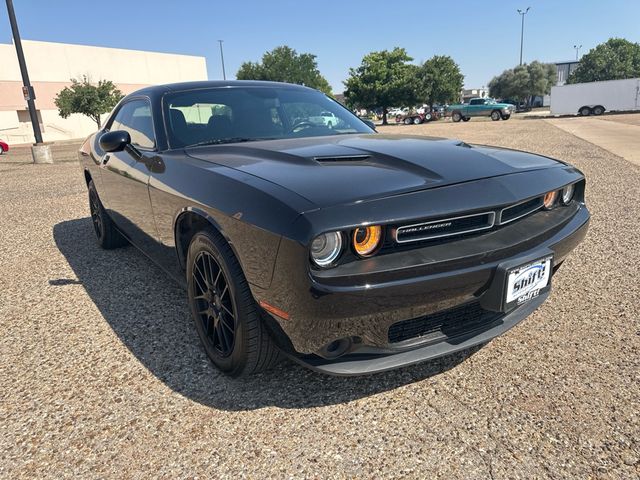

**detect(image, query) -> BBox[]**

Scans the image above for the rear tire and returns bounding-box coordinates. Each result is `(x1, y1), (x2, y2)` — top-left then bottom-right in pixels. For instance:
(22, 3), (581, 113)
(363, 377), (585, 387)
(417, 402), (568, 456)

(462, 116), (470, 122)
(491, 110), (501, 121)
(452, 112), (462, 122)
(592, 105), (605, 116)
(579, 106), (592, 116)
(403, 117), (412, 125)
(88, 180), (128, 249)
(413, 117), (422, 125)
(187, 228), (281, 377)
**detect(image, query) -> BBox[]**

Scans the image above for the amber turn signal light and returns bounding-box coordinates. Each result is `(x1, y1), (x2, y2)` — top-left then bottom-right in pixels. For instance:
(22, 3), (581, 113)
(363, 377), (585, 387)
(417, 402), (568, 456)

(543, 190), (558, 209)
(352, 225), (383, 257)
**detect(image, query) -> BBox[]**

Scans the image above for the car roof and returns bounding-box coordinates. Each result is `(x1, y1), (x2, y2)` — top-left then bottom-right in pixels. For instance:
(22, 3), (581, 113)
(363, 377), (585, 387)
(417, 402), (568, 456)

(128, 80), (316, 97)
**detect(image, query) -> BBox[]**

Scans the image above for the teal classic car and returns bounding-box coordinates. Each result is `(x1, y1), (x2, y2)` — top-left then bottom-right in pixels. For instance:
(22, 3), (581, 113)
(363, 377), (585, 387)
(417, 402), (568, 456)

(447, 98), (515, 122)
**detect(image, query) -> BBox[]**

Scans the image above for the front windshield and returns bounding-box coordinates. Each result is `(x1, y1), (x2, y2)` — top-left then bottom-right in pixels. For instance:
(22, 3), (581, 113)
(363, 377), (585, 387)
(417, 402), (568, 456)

(164, 86), (373, 148)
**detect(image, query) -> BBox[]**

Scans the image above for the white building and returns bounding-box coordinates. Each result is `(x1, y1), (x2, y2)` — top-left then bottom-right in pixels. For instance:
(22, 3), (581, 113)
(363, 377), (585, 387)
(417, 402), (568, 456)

(555, 60), (580, 86)
(0, 40), (207, 144)
(461, 87), (489, 103)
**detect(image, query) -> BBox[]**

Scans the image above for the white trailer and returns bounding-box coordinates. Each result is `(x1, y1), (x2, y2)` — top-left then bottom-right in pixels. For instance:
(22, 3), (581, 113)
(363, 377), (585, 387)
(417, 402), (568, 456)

(550, 77), (640, 116)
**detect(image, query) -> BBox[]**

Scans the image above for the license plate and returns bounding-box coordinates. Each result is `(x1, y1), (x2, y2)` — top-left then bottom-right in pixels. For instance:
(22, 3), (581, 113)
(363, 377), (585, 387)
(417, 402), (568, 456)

(505, 256), (552, 309)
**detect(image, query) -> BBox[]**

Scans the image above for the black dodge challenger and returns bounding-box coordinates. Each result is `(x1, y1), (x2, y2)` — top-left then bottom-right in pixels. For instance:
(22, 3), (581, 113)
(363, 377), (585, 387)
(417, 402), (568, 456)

(78, 81), (589, 376)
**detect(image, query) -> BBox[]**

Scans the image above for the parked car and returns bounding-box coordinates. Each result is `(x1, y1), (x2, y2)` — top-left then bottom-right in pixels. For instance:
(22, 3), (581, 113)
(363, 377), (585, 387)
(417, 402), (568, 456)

(309, 111), (340, 127)
(501, 99), (531, 112)
(447, 98), (515, 122)
(388, 107), (408, 117)
(80, 80), (589, 377)
(0, 140), (9, 155)
(431, 104), (447, 115)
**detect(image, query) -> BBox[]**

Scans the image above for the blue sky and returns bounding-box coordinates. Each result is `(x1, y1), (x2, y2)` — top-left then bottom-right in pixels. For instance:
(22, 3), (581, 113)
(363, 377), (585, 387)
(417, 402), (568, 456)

(2, 0), (639, 92)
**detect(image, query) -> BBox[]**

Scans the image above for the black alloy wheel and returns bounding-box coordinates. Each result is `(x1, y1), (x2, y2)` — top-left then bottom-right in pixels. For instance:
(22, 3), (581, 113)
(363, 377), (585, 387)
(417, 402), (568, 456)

(87, 180), (128, 249)
(89, 187), (103, 240)
(186, 228), (280, 376)
(191, 250), (237, 358)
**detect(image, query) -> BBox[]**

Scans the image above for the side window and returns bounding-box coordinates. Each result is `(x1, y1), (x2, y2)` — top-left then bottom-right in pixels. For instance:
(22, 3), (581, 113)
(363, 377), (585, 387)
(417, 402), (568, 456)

(110, 100), (155, 149)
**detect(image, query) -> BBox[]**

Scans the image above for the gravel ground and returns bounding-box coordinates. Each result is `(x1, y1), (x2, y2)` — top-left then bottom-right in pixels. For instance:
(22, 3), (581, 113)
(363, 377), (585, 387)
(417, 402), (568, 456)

(1, 120), (638, 479)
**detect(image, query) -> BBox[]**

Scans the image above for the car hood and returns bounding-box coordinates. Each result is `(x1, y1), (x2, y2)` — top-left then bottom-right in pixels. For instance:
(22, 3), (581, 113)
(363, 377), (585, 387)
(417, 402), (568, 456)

(186, 134), (561, 208)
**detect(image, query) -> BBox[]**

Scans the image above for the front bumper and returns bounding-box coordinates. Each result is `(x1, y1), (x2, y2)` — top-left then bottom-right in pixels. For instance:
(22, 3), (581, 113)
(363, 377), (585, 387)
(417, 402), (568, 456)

(290, 291), (549, 375)
(254, 203), (589, 374)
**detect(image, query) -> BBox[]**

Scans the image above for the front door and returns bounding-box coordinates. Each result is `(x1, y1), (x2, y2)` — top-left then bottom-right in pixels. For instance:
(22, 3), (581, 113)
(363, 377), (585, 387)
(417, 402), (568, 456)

(99, 98), (160, 253)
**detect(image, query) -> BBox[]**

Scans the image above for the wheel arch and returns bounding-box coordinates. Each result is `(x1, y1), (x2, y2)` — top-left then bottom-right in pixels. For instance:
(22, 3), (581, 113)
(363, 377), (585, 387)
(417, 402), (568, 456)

(173, 207), (242, 273)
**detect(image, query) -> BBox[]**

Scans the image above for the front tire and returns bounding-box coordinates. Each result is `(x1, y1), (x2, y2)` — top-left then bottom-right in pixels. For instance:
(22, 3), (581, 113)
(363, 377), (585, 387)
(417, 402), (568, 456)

(88, 180), (128, 249)
(501, 114), (511, 120)
(491, 110), (501, 121)
(413, 117), (422, 125)
(187, 228), (280, 377)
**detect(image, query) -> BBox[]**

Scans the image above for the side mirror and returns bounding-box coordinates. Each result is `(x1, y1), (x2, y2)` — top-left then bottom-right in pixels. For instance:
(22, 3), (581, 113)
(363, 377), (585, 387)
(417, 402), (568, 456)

(362, 119), (377, 132)
(99, 130), (131, 153)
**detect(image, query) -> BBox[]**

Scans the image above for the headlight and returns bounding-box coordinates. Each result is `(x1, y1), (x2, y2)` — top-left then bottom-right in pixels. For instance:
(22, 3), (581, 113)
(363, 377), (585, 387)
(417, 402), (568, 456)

(543, 190), (558, 209)
(310, 232), (343, 267)
(352, 225), (383, 257)
(561, 184), (575, 204)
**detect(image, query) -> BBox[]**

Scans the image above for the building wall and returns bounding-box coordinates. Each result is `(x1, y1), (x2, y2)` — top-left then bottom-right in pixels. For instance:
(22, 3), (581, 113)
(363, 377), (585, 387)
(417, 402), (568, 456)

(555, 61), (579, 86)
(0, 40), (207, 144)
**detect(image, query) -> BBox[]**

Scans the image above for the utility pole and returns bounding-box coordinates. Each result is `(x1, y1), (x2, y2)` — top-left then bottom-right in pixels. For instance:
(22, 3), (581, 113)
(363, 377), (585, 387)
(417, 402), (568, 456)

(517, 7), (530, 66)
(5, 0), (52, 163)
(573, 44), (582, 61)
(218, 40), (226, 80)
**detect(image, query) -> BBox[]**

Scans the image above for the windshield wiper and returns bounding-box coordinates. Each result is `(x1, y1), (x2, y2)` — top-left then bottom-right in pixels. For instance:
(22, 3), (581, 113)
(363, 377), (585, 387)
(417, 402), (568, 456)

(190, 137), (269, 147)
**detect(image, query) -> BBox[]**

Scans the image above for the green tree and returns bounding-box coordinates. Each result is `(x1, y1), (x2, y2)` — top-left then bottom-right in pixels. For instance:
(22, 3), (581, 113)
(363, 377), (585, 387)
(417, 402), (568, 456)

(415, 55), (464, 108)
(55, 76), (123, 128)
(236, 46), (332, 94)
(344, 47), (418, 124)
(567, 38), (640, 84)
(488, 61), (556, 105)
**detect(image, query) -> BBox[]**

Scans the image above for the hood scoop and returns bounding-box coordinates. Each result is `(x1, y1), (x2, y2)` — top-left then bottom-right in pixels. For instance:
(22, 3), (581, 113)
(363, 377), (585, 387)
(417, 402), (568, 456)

(313, 154), (371, 163)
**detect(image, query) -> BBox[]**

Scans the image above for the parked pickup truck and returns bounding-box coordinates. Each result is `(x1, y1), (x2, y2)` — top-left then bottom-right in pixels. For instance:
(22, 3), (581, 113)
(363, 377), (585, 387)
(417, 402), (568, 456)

(447, 98), (515, 122)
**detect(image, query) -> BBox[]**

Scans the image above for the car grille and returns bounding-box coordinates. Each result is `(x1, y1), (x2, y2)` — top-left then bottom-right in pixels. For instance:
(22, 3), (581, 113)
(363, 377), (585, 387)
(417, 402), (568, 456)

(394, 211), (495, 243)
(499, 197), (543, 224)
(392, 195), (544, 245)
(387, 301), (502, 344)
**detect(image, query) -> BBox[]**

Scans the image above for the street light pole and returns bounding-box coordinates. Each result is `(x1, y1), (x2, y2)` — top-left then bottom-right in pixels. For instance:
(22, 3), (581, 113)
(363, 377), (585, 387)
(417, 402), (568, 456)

(5, 0), (43, 144)
(573, 44), (582, 61)
(218, 40), (226, 80)
(517, 7), (530, 66)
